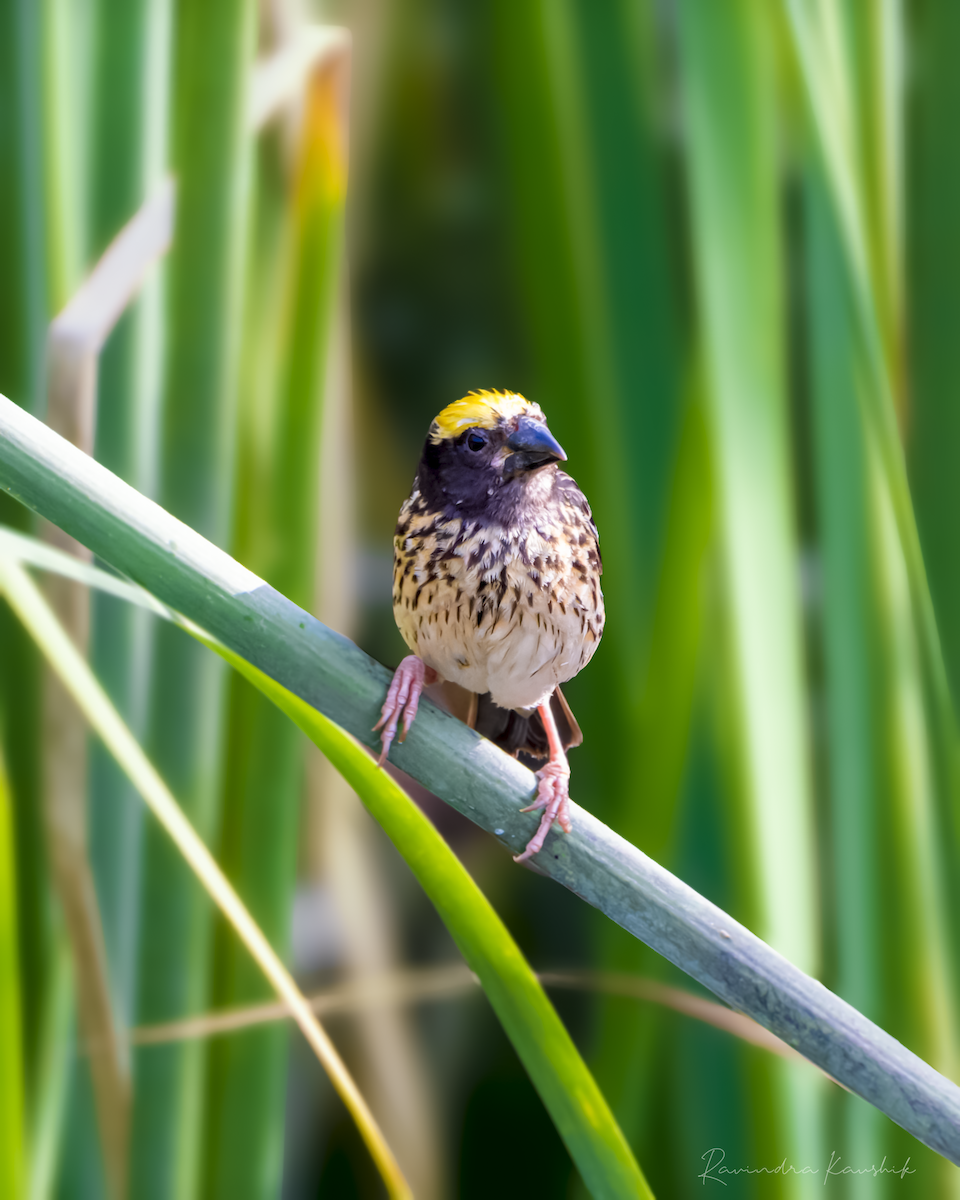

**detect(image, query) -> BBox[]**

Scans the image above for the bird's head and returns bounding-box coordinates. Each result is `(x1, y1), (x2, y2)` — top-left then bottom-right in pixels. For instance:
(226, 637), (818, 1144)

(416, 390), (567, 518)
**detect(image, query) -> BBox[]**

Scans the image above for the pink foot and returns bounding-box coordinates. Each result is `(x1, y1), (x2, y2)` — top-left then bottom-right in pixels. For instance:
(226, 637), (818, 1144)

(513, 760), (572, 863)
(514, 697), (573, 863)
(373, 656), (437, 765)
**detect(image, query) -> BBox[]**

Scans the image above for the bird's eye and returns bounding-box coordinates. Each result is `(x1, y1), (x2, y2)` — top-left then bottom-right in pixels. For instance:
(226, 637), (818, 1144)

(466, 431), (487, 452)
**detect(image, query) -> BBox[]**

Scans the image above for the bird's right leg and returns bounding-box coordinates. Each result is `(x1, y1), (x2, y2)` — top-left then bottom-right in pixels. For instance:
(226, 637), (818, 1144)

(514, 697), (573, 863)
(374, 655), (437, 765)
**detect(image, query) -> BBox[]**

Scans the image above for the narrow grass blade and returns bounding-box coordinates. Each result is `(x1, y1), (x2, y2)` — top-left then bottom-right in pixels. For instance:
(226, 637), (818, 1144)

(844, 0), (904, 398)
(131, 965), (482, 1045)
(26, 937), (72, 1200)
(130, 963), (826, 1074)
(907, 1), (960, 690)
(42, 0), (93, 313)
(907, 0), (960, 947)
(40, 167), (177, 1200)
(806, 160), (886, 1179)
(870, 442), (960, 1190)
(1, 393), (959, 1161)
(304, 100), (441, 1187)
(626, 385), (713, 860)
(677, 0), (823, 1176)
(39, 760), (129, 1200)
(793, 0), (960, 1125)
(0, 747), (24, 1200)
(587, 378), (714, 1153)
(486, 0), (684, 828)
(0, 0), (47, 415)
(783, 0), (957, 778)
(805, 27), (960, 1181)
(40, 167), (178, 1200)
(204, 119), (301, 1200)
(131, 1), (256, 1191)
(84, 18), (173, 1160)
(0, 0), (55, 1157)
(205, 35), (350, 1198)
(678, 0), (817, 984)
(206, 639), (652, 1200)
(487, 7), (690, 1158)
(0, 554), (412, 1200)
(266, 46), (347, 612)
(0, 525), (171, 613)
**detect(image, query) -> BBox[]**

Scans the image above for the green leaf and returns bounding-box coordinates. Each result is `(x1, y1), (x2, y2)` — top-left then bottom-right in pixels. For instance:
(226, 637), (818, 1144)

(677, 0), (823, 1167)
(205, 47), (349, 1195)
(805, 158), (886, 1173)
(783, 0), (957, 768)
(129, 0), (258, 1192)
(205, 635), (652, 1200)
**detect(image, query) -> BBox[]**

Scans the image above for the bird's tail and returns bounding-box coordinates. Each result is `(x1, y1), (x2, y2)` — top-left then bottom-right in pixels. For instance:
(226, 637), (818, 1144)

(434, 681), (581, 761)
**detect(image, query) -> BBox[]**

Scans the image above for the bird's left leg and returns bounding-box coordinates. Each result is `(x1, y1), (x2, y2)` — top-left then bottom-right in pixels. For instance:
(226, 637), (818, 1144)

(514, 697), (572, 863)
(374, 655), (437, 765)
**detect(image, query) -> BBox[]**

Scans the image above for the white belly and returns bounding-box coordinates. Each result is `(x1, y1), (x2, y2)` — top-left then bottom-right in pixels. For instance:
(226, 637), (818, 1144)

(402, 576), (595, 711)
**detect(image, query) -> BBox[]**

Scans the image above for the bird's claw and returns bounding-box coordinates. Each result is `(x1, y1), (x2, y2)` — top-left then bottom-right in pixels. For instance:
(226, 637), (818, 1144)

(373, 656), (435, 765)
(514, 760), (572, 863)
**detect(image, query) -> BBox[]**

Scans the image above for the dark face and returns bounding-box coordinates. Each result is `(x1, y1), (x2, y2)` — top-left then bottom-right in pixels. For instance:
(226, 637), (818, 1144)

(416, 413), (567, 522)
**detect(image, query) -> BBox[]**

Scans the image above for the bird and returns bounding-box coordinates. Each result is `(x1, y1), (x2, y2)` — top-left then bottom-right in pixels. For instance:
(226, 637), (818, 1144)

(374, 390), (604, 862)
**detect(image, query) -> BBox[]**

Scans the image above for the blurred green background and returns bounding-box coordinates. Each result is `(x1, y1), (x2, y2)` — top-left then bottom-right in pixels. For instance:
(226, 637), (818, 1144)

(1, 0), (959, 1196)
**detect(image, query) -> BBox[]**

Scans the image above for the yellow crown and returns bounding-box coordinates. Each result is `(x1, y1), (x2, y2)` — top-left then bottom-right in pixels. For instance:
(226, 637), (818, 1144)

(428, 390), (541, 442)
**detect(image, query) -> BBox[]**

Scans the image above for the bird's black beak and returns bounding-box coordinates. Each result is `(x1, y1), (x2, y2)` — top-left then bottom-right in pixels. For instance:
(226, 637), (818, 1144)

(503, 416), (567, 480)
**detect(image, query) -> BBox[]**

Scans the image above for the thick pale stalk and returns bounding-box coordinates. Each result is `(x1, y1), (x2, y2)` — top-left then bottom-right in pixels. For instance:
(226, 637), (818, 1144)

(0, 394), (958, 1163)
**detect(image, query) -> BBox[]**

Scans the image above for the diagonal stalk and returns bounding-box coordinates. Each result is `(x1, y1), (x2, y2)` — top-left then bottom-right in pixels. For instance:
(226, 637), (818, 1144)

(206, 637), (651, 1200)
(1, 395), (959, 1162)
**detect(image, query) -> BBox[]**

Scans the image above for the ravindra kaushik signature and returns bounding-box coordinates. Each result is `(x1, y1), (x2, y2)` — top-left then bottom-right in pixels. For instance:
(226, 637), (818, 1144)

(698, 1146), (916, 1185)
